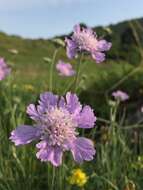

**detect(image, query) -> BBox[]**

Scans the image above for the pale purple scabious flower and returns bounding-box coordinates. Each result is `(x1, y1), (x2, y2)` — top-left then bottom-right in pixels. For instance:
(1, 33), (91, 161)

(56, 60), (75, 76)
(112, 90), (129, 101)
(65, 24), (112, 63)
(0, 58), (11, 80)
(10, 92), (96, 166)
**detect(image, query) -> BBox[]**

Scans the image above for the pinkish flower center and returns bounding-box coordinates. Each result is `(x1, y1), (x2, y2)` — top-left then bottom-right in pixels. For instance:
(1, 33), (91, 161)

(73, 31), (97, 51)
(42, 107), (78, 147)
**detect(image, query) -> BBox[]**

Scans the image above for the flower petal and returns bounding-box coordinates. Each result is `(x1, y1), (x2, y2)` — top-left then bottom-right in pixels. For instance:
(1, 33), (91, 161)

(10, 125), (41, 146)
(65, 38), (77, 59)
(77, 105), (96, 128)
(39, 92), (58, 109)
(70, 137), (95, 163)
(92, 52), (105, 63)
(66, 92), (81, 114)
(97, 40), (112, 51)
(36, 141), (63, 167)
(56, 60), (75, 77)
(73, 24), (81, 33)
(58, 96), (66, 108)
(0, 58), (11, 80)
(27, 104), (40, 121)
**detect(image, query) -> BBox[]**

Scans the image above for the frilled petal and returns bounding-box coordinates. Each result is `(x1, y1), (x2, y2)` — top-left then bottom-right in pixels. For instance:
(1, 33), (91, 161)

(27, 104), (41, 121)
(39, 92), (58, 109)
(84, 27), (95, 36)
(73, 24), (81, 33)
(76, 105), (96, 128)
(58, 96), (66, 108)
(65, 38), (77, 59)
(92, 52), (105, 63)
(70, 137), (95, 163)
(66, 92), (81, 114)
(10, 125), (41, 146)
(97, 40), (112, 51)
(36, 141), (63, 166)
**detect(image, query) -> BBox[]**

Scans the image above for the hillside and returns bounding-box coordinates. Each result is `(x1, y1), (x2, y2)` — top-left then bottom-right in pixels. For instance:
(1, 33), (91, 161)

(0, 17), (143, 66)
(0, 17), (143, 116)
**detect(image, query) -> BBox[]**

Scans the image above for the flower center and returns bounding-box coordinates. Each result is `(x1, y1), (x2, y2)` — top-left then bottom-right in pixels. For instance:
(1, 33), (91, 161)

(42, 107), (78, 148)
(73, 32), (97, 51)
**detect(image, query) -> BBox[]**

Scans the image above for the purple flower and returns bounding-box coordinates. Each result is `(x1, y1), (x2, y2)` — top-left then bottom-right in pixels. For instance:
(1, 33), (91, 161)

(56, 60), (75, 77)
(65, 24), (112, 63)
(0, 58), (11, 80)
(10, 92), (96, 167)
(112, 90), (129, 102)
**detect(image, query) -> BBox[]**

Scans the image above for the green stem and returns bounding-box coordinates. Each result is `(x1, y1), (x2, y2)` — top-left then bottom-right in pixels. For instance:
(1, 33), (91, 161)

(90, 173), (119, 190)
(74, 53), (83, 92)
(121, 124), (143, 130)
(97, 117), (111, 124)
(49, 49), (58, 91)
(106, 64), (142, 95)
(63, 78), (75, 95)
(51, 166), (56, 190)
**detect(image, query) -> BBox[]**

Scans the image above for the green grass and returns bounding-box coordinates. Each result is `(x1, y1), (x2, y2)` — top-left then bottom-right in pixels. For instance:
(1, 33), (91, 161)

(1, 79), (143, 190)
(0, 23), (143, 189)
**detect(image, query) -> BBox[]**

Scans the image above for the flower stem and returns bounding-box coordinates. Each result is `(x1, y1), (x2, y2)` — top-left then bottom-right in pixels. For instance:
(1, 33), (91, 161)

(51, 166), (56, 190)
(49, 49), (58, 92)
(63, 78), (75, 95)
(90, 173), (119, 190)
(106, 64), (142, 96)
(74, 53), (83, 92)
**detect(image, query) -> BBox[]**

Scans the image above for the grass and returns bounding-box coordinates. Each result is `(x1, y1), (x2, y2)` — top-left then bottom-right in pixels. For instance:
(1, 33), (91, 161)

(1, 77), (143, 190)
(1, 24), (143, 189)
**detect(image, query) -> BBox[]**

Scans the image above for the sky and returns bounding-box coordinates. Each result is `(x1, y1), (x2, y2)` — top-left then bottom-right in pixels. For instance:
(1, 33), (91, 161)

(0, 0), (143, 38)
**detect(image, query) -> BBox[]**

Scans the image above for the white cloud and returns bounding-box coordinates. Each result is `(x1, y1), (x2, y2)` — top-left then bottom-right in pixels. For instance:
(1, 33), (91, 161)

(0, 0), (90, 11)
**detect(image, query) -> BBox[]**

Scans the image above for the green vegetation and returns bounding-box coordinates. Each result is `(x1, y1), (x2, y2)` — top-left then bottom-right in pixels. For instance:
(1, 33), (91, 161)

(0, 17), (143, 189)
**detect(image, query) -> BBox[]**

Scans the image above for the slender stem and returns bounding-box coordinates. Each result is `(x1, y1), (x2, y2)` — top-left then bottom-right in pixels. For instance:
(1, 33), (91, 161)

(121, 124), (143, 130)
(106, 64), (142, 95)
(51, 166), (56, 190)
(90, 173), (119, 190)
(63, 78), (75, 95)
(74, 53), (83, 92)
(47, 163), (50, 189)
(49, 49), (58, 91)
(97, 117), (111, 124)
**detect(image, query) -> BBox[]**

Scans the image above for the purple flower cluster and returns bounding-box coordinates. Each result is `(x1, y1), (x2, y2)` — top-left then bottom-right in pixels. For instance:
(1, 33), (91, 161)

(0, 58), (11, 81)
(56, 60), (75, 77)
(65, 24), (112, 63)
(112, 90), (129, 102)
(10, 92), (96, 166)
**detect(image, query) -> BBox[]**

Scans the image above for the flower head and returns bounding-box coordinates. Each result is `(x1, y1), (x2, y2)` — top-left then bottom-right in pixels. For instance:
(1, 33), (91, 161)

(10, 92), (96, 166)
(112, 90), (129, 102)
(65, 24), (112, 63)
(68, 168), (88, 187)
(0, 58), (11, 80)
(56, 60), (75, 77)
